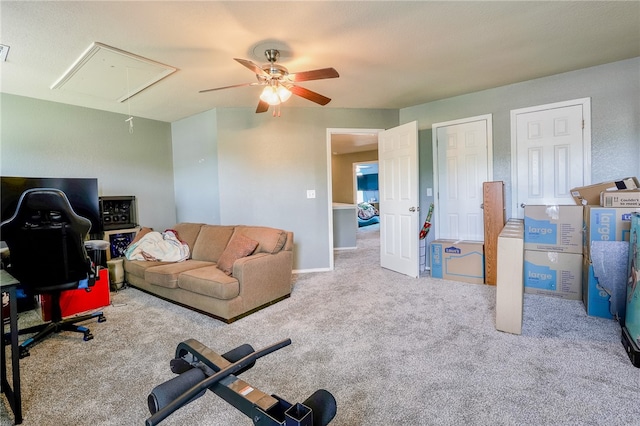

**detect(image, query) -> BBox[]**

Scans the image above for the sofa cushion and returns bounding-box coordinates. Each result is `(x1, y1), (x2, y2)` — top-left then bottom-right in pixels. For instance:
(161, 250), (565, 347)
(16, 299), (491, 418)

(178, 266), (240, 300)
(233, 226), (287, 254)
(173, 223), (205, 254)
(144, 260), (214, 289)
(191, 225), (236, 262)
(124, 259), (173, 279)
(216, 233), (258, 275)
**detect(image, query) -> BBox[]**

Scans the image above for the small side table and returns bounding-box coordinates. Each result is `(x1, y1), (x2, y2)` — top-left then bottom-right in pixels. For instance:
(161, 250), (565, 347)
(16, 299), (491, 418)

(1, 269), (22, 424)
(107, 258), (125, 291)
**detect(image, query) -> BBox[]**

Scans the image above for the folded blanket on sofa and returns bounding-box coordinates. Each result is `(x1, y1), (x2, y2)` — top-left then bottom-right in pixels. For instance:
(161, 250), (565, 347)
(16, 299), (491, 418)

(124, 229), (189, 262)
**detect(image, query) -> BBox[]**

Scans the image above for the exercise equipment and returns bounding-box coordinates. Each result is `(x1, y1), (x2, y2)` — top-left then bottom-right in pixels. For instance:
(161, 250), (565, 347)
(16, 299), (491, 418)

(146, 338), (337, 426)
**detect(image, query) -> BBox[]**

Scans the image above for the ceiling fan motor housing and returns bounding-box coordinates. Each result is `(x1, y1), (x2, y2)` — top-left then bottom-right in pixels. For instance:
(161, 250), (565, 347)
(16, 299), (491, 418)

(261, 50), (288, 81)
(265, 49), (280, 63)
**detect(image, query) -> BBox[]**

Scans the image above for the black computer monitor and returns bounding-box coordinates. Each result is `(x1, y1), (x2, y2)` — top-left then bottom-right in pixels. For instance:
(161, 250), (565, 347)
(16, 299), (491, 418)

(1, 176), (102, 236)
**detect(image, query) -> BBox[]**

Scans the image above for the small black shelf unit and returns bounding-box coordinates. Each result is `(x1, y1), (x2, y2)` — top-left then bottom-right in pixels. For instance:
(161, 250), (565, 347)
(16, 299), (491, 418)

(99, 196), (137, 231)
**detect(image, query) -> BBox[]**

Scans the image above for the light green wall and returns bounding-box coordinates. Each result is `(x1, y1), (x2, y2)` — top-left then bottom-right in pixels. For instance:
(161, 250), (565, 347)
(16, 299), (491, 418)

(0, 93), (176, 231)
(214, 107), (398, 271)
(171, 109), (220, 224)
(402, 57), (640, 221)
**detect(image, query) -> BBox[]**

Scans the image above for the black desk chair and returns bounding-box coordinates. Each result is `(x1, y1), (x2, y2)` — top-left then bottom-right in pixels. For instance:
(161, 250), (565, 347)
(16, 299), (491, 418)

(1, 188), (106, 358)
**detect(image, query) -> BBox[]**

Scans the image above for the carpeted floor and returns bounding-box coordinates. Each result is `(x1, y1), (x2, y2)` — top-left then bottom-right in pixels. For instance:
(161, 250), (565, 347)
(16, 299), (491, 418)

(2, 224), (639, 425)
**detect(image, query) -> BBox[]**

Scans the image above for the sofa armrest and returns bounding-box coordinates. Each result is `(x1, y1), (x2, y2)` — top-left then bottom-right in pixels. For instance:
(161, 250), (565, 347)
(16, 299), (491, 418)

(232, 251), (293, 304)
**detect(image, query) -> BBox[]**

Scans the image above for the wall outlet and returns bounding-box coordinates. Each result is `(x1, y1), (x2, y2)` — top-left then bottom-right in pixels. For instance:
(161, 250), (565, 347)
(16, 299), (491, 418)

(307, 190), (316, 199)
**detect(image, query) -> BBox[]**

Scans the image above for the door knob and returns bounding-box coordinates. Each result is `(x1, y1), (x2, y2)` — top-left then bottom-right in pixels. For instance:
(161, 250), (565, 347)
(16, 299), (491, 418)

(520, 203), (526, 208)
(409, 207), (416, 212)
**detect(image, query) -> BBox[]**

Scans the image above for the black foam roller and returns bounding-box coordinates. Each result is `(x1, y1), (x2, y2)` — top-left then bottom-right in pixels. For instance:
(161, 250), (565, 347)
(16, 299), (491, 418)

(222, 343), (255, 375)
(302, 389), (337, 426)
(147, 367), (207, 415)
(169, 357), (193, 374)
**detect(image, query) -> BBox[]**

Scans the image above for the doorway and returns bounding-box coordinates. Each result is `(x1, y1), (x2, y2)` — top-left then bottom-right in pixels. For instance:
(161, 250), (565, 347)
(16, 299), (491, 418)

(327, 128), (382, 271)
(354, 161), (379, 205)
(327, 122), (420, 277)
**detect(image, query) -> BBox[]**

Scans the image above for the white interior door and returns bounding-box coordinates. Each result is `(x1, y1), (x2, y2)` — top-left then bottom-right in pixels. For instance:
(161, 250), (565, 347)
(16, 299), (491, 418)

(379, 121), (419, 278)
(511, 98), (591, 218)
(433, 115), (493, 241)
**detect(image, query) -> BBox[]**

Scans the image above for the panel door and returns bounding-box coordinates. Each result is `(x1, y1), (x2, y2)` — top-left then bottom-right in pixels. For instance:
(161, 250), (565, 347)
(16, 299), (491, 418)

(379, 121), (419, 278)
(433, 116), (492, 241)
(513, 101), (588, 217)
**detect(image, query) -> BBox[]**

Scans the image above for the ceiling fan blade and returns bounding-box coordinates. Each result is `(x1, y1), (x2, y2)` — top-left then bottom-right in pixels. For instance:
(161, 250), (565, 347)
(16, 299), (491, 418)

(289, 67), (339, 82)
(235, 58), (270, 78)
(256, 100), (269, 113)
(199, 82), (256, 93)
(290, 85), (332, 106)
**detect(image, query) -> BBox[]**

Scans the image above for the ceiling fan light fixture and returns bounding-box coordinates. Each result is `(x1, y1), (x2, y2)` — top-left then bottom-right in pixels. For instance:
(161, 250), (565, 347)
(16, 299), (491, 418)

(260, 85), (280, 105)
(277, 85), (292, 102)
(260, 83), (292, 106)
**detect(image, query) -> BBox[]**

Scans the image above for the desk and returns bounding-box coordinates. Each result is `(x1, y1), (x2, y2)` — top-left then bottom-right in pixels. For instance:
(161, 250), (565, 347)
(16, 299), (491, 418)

(1, 269), (22, 424)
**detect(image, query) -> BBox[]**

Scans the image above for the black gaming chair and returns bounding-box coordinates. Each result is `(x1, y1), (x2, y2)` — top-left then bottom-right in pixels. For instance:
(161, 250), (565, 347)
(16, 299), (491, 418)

(1, 188), (106, 358)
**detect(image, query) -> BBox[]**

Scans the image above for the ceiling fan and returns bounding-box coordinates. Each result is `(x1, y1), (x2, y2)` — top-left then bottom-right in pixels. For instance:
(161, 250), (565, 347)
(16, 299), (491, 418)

(200, 49), (339, 114)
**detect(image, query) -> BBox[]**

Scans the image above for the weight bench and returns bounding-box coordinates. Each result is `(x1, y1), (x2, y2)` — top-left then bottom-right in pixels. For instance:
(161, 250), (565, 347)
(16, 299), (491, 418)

(146, 338), (337, 426)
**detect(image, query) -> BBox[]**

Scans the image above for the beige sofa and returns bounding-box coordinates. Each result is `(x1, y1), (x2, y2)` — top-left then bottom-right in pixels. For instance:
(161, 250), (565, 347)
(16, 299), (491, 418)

(123, 222), (293, 323)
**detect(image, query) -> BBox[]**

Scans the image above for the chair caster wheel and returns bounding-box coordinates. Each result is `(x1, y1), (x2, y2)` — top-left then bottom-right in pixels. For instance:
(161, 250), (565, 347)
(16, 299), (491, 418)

(98, 315), (106, 323)
(19, 347), (30, 359)
(83, 332), (94, 341)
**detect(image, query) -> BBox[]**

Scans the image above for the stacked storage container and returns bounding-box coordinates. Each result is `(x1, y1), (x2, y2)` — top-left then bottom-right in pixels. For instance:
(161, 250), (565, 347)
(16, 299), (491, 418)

(582, 206), (638, 319)
(523, 205), (583, 300)
(571, 177), (640, 320)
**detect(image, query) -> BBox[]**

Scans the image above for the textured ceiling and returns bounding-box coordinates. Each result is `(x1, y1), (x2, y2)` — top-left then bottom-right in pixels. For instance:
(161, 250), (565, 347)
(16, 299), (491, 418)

(1, 1), (639, 123)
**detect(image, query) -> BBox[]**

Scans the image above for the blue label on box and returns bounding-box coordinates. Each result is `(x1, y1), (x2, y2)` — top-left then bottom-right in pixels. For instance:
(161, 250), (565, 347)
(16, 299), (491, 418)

(591, 209), (617, 241)
(590, 209), (633, 243)
(585, 264), (614, 319)
(431, 243), (443, 279)
(524, 218), (556, 244)
(524, 261), (557, 290)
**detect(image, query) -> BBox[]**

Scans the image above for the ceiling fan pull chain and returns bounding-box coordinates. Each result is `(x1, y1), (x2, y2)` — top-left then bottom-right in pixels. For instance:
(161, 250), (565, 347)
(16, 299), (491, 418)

(125, 67), (134, 134)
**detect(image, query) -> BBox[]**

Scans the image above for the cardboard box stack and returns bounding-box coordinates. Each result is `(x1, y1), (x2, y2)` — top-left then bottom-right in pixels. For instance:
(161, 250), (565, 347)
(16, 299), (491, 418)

(430, 240), (485, 284)
(570, 177), (639, 206)
(582, 206), (638, 318)
(523, 205), (583, 300)
(572, 177), (640, 319)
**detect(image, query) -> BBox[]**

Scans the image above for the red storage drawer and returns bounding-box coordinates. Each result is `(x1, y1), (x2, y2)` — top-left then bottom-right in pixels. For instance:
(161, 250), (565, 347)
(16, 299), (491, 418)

(41, 267), (110, 321)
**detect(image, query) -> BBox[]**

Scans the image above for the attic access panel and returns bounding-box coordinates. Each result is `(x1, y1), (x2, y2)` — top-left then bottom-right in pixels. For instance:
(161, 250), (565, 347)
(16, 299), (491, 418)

(51, 42), (176, 102)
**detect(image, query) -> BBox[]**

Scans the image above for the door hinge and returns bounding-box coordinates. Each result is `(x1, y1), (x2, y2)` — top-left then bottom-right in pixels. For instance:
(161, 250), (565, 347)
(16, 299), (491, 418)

(582, 119), (585, 129)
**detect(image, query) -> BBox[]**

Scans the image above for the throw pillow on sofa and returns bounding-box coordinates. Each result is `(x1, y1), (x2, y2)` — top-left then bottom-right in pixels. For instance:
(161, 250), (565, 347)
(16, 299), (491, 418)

(217, 233), (259, 275)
